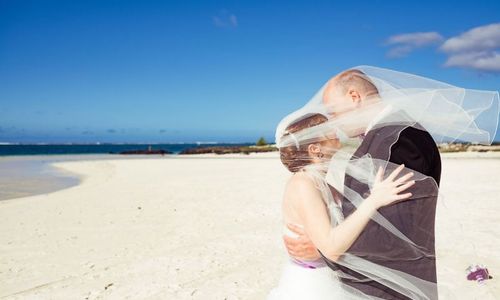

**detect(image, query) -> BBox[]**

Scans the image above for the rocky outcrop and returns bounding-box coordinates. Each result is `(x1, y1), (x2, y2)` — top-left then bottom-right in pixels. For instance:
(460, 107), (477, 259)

(179, 145), (277, 155)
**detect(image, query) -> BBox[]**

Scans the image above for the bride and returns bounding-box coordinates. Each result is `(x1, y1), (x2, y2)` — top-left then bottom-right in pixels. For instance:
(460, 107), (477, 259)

(267, 112), (417, 300)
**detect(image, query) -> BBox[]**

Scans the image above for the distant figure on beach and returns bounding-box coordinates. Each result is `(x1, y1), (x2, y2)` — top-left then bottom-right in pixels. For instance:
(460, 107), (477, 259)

(269, 66), (499, 299)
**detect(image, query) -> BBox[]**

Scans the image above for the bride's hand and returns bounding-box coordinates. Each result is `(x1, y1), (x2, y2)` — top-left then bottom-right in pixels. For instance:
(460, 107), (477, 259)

(367, 164), (416, 210)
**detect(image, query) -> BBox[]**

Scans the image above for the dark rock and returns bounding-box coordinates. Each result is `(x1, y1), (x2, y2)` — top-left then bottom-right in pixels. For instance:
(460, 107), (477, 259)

(119, 149), (172, 155)
(179, 145), (277, 155)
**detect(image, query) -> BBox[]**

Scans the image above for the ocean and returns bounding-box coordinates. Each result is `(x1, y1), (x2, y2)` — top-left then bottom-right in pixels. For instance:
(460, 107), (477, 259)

(0, 143), (253, 156)
(0, 143), (254, 201)
(0, 155), (82, 201)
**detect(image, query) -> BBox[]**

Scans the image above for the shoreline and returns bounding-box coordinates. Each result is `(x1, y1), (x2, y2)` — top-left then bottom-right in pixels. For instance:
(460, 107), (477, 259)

(0, 153), (280, 202)
(1, 151), (499, 202)
(2, 150), (500, 159)
(0, 158), (81, 202)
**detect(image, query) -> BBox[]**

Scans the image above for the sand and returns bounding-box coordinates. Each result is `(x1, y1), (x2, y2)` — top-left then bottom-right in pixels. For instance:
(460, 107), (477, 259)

(0, 152), (499, 299)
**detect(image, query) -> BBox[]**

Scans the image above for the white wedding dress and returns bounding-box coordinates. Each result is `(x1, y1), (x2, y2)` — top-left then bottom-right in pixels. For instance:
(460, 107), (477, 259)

(267, 225), (346, 300)
(267, 190), (348, 300)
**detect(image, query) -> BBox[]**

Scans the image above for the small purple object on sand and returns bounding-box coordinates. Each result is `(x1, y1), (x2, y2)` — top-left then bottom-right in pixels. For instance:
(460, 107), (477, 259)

(466, 264), (492, 283)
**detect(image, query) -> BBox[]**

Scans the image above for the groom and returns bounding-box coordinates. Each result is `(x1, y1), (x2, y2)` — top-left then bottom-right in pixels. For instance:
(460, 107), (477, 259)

(284, 69), (441, 299)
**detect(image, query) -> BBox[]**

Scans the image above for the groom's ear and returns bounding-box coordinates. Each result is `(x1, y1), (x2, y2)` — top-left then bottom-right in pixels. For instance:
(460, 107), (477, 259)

(348, 89), (362, 104)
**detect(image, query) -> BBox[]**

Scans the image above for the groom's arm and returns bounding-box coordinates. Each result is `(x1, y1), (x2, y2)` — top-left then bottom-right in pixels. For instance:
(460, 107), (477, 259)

(283, 223), (321, 260)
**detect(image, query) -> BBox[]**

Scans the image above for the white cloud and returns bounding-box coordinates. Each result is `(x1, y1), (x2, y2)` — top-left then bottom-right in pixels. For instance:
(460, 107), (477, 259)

(386, 45), (412, 58)
(387, 32), (444, 47)
(385, 32), (443, 57)
(440, 23), (500, 53)
(440, 23), (500, 72)
(212, 10), (238, 28)
(383, 24), (500, 72)
(444, 51), (500, 72)
(229, 14), (238, 27)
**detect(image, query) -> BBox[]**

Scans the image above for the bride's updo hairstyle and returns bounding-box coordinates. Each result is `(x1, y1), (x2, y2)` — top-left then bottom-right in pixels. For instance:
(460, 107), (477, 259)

(279, 113), (328, 173)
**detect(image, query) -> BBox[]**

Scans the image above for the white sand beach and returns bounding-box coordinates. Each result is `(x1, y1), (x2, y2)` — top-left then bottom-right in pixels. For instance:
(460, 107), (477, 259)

(1, 153), (499, 299)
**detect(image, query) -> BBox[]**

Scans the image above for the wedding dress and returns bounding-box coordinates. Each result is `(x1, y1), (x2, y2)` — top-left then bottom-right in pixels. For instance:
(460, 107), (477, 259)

(266, 226), (345, 300)
(267, 186), (347, 300)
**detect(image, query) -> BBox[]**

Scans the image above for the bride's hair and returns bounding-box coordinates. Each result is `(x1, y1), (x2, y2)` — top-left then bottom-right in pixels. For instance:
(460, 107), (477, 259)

(279, 113), (328, 173)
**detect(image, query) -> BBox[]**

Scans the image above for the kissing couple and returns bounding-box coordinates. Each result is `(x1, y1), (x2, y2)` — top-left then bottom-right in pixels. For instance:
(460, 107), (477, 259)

(267, 66), (499, 299)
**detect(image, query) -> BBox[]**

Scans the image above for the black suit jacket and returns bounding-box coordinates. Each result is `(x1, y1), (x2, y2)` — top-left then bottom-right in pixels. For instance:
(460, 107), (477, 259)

(321, 124), (441, 299)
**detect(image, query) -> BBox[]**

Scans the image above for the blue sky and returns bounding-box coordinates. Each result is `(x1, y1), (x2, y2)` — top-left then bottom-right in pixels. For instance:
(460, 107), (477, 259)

(1, 0), (499, 143)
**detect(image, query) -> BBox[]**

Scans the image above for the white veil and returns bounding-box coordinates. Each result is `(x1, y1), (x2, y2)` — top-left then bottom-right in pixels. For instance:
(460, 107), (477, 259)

(275, 66), (499, 299)
(276, 66), (499, 146)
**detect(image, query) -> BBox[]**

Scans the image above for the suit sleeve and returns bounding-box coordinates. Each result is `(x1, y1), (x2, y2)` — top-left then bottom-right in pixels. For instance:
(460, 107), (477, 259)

(344, 127), (432, 259)
(388, 128), (430, 176)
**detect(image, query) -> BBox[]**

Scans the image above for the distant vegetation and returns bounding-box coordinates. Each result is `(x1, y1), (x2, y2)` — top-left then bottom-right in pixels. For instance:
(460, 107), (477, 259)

(256, 137), (268, 146)
(180, 145), (277, 155)
(438, 143), (500, 153)
(117, 145), (172, 155)
(180, 137), (277, 154)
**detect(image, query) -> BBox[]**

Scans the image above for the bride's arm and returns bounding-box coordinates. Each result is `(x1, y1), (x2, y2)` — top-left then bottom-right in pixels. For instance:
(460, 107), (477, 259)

(289, 174), (373, 262)
(291, 165), (414, 262)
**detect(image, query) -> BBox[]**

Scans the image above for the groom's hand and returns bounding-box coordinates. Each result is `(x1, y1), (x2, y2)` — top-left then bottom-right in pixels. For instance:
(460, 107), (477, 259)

(283, 223), (321, 260)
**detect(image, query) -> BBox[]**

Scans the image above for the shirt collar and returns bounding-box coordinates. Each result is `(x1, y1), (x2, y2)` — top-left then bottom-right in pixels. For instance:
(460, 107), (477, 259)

(365, 104), (394, 135)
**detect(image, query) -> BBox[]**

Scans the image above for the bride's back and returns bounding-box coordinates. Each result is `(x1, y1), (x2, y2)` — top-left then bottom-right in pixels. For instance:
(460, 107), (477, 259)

(281, 171), (316, 230)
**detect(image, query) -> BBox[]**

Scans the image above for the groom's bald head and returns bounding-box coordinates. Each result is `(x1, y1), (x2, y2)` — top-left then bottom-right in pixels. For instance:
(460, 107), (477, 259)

(322, 69), (379, 116)
(331, 69), (378, 96)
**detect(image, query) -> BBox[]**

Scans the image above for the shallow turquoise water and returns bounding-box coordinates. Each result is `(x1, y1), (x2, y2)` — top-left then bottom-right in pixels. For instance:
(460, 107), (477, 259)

(0, 156), (84, 201)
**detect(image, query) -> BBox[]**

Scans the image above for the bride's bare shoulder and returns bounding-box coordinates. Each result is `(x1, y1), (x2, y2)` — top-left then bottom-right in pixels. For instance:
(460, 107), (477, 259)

(285, 172), (317, 195)
(283, 172), (323, 212)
